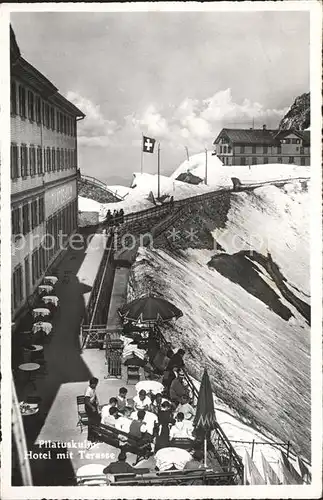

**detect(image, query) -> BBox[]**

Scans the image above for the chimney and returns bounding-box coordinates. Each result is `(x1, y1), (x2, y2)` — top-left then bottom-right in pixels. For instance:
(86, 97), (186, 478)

(263, 124), (266, 130)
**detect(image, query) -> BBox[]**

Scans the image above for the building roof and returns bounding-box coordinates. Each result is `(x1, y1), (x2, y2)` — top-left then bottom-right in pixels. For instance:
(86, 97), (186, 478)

(214, 127), (310, 146)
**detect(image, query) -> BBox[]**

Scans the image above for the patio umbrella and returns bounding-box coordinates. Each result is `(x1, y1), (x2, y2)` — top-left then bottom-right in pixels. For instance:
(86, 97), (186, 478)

(119, 295), (183, 324)
(193, 368), (217, 467)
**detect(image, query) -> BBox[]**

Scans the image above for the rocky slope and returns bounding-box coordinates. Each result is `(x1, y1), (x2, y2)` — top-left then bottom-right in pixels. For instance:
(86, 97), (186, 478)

(279, 92), (310, 131)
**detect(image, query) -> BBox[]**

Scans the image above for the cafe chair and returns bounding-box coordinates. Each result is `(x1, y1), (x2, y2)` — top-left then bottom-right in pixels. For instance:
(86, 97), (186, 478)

(76, 396), (88, 433)
(126, 365), (140, 384)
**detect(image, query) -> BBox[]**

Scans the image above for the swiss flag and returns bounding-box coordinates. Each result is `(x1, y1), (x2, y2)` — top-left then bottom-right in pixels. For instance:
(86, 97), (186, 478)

(142, 136), (156, 153)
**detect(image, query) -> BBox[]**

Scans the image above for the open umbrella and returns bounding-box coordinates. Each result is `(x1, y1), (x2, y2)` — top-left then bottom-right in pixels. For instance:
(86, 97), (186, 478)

(193, 368), (217, 467)
(119, 295), (183, 324)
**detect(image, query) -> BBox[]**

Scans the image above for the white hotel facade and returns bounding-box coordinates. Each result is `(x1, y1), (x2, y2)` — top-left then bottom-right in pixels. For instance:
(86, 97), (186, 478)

(10, 26), (85, 321)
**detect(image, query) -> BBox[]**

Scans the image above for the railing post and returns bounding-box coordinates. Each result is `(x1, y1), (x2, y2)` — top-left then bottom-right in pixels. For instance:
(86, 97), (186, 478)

(286, 441), (290, 460)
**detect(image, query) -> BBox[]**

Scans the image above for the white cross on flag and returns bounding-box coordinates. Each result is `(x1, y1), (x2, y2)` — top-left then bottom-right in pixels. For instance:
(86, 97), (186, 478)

(142, 135), (156, 153)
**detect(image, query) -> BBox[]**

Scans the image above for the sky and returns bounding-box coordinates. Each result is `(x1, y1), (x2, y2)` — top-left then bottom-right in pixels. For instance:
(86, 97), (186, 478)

(11, 10), (310, 186)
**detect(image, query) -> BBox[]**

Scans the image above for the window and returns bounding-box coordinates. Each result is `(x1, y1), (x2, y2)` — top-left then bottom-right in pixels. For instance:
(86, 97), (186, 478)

(263, 146), (268, 154)
(65, 149), (68, 169)
(240, 146), (245, 153)
(63, 115), (67, 134)
(43, 147), (47, 172)
(37, 146), (43, 174)
(292, 138), (299, 144)
(45, 103), (50, 128)
(11, 207), (21, 235)
(11, 143), (19, 179)
(39, 197), (45, 224)
(18, 86), (26, 117)
(22, 203), (30, 235)
(288, 156), (294, 164)
(20, 144), (28, 177)
(32, 249), (40, 286)
(36, 96), (41, 123)
(219, 146), (223, 154)
(285, 138), (291, 144)
(27, 91), (35, 121)
(31, 200), (39, 229)
(301, 157), (306, 166)
(42, 101), (46, 125)
(11, 81), (17, 114)
(278, 157), (282, 163)
(228, 146), (232, 154)
(61, 148), (65, 169)
(264, 157), (268, 164)
(57, 110), (60, 132)
(13, 265), (23, 309)
(29, 145), (36, 176)
(47, 147), (51, 172)
(52, 148), (56, 171)
(252, 145), (256, 154)
(50, 107), (55, 130)
(60, 114), (64, 133)
(240, 157), (246, 165)
(252, 157), (257, 165)
(300, 147), (304, 154)
(57, 148), (61, 170)
(277, 146), (282, 154)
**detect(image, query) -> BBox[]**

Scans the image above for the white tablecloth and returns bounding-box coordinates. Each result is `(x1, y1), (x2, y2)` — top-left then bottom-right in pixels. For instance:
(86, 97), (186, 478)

(123, 344), (146, 360)
(42, 295), (59, 306)
(32, 322), (52, 335)
(136, 380), (164, 395)
(155, 447), (192, 471)
(32, 308), (50, 318)
(38, 285), (54, 294)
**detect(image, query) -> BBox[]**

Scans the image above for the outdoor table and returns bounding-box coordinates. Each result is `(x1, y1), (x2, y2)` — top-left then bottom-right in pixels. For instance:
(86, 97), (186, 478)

(19, 401), (39, 416)
(130, 409), (158, 435)
(32, 308), (50, 319)
(155, 447), (192, 471)
(32, 322), (52, 335)
(42, 295), (59, 307)
(18, 363), (40, 389)
(38, 284), (54, 295)
(136, 380), (164, 395)
(123, 344), (146, 360)
(43, 276), (58, 285)
(30, 344), (44, 352)
(76, 463), (106, 485)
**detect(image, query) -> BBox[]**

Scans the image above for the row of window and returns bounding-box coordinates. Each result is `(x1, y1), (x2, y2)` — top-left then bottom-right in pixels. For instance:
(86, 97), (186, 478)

(218, 145), (306, 154)
(12, 200), (78, 310)
(11, 143), (76, 180)
(220, 156), (306, 166)
(12, 196), (45, 236)
(11, 80), (77, 136)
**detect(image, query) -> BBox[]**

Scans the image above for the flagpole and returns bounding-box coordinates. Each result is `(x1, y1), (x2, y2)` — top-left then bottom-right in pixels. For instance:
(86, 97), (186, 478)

(204, 436), (207, 467)
(205, 148), (208, 185)
(157, 142), (160, 200)
(141, 134), (144, 174)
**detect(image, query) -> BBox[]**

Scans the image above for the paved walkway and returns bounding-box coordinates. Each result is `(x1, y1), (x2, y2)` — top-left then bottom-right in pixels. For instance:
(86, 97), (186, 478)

(14, 237), (139, 485)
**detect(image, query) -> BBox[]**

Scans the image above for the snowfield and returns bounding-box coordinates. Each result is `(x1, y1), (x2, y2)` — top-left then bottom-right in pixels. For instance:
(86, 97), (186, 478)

(127, 180), (311, 463)
(78, 151), (310, 222)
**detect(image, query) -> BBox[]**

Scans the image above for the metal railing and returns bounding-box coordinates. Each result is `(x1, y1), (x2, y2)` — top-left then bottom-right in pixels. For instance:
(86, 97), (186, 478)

(80, 174), (123, 200)
(154, 324), (244, 483)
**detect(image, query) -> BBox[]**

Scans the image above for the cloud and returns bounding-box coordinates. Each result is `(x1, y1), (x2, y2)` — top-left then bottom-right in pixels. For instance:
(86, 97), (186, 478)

(66, 91), (119, 147)
(67, 89), (287, 153)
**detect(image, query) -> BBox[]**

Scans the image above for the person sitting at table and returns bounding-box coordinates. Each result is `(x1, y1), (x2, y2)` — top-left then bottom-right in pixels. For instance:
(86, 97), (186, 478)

(117, 387), (129, 413)
(169, 412), (194, 441)
(101, 406), (119, 427)
(169, 371), (189, 405)
(133, 389), (151, 411)
(151, 393), (169, 414)
(101, 397), (118, 420)
(155, 401), (175, 452)
(130, 408), (158, 436)
(115, 406), (133, 434)
(103, 451), (149, 475)
(129, 410), (149, 441)
(174, 394), (195, 421)
(123, 354), (146, 368)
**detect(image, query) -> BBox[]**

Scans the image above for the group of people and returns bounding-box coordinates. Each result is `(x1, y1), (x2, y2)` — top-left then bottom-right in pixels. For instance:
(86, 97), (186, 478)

(104, 209), (124, 227)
